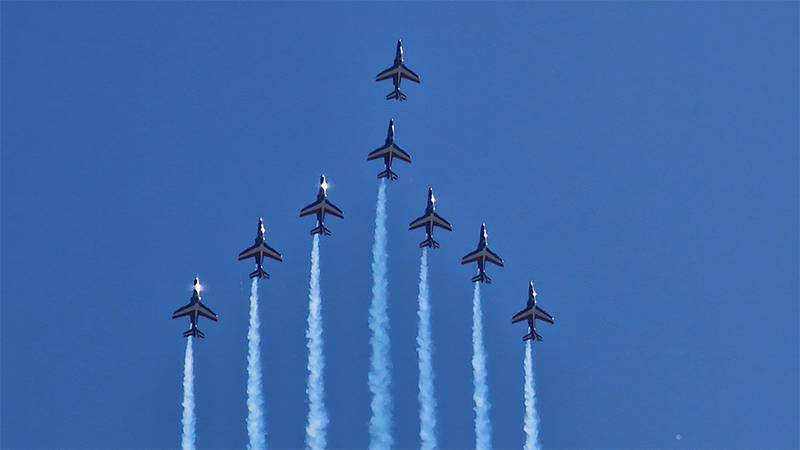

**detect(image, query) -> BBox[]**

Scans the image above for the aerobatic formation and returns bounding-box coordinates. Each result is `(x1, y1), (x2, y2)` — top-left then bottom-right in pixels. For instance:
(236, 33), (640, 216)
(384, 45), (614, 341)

(171, 39), (557, 449)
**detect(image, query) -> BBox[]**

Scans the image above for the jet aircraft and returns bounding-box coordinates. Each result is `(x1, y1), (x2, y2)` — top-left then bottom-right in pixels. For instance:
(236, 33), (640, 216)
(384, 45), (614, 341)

(238, 218), (283, 279)
(299, 175), (344, 236)
(375, 40), (420, 101)
(172, 277), (218, 338)
(409, 187), (453, 248)
(511, 282), (555, 342)
(461, 223), (505, 283)
(367, 119), (411, 180)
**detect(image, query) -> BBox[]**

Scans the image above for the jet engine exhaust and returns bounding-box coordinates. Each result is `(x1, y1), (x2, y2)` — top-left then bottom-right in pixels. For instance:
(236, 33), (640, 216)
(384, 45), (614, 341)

(305, 235), (329, 450)
(416, 248), (438, 450)
(247, 279), (267, 450)
(524, 341), (541, 450)
(368, 179), (393, 450)
(472, 282), (492, 450)
(181, 337), (196, 450)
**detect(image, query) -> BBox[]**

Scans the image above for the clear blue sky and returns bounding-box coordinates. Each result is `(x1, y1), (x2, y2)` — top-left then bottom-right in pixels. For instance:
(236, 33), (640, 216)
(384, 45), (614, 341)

(2, 2), (797, 449)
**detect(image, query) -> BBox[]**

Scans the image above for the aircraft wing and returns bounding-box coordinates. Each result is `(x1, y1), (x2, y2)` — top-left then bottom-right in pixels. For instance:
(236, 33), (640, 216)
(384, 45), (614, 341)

(367, 144), (391, 161)
(376, 65), (400, 81)
(172, 302), (195, 319)
(238, 243), (283, 262)
(535, 306), (555, 324)
(399, 64), (420, 83)
(299, 200), (323, 217)
(262, 244), (283, 262)
(486, 248), (505, 267)
(324, 200), (344, 219)
(391, 144), (412, 163)
(432, 213), (453, 231)
(197, 303), (219, 321)
(238, 243), (260, 260)
(511, 307), (533, 324)
(461, 248), (483, 264)
(408, 213), (430, 230)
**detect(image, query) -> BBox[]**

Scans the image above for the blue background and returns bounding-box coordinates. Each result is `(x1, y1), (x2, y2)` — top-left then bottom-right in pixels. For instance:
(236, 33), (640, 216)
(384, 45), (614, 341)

(2, 2), (797, 449)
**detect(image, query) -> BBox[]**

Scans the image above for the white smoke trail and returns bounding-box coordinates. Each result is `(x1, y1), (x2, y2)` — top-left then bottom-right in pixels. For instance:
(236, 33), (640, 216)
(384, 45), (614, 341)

(247, 278), (267, 450)
(523, 341), (540, 450)
(306, 234), (328, 450)
(472, 282), (492, 450)
(368, 180), (392, 450)
(181, 337), (196, 450)
(416, 248), (438, 450)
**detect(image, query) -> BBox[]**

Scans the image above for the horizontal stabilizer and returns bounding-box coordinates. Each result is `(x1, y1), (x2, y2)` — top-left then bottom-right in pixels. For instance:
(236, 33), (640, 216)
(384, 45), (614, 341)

(522, 331), (542, 342)
(249, 267), (270, 279)
(419, 237), (440, 249)
(184, 327), (205, 339)
(311, 223), (332, 236)
(386, 89), (407, 101)
(471, 272), (492, 284)
(377, 168), (399, 180)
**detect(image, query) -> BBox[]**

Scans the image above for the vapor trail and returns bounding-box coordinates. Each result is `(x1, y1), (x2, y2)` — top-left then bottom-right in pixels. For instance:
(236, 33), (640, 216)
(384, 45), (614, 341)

(523, 341), (540, 450)
(306, 235), (328, 450)
(472, 282), (492, 450)
(416, 248), (438, 450)
(368, 180), (392, 450)
(247, 278), (267, 450)
(181, 337), (196, 450)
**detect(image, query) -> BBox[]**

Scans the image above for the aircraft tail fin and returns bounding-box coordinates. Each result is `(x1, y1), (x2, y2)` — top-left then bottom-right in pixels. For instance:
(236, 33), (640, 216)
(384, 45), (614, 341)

(249, 267), (270, 279)
(310, 223), (332, 236)
(523, 330), (542, 342)
(471, 272), (492, 284)
(419, 237), (440, 249)
(385, 89), (407, 101)
(184, 326), (205, 339)
(377, 168), (399, 180)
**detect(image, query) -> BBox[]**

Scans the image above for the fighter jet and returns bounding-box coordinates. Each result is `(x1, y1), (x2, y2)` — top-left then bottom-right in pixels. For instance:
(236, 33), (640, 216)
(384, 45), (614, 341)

(409, 187), (453, 248)
(367, 119), (411, 180)
(172, 277), (218, 338)
(461, 223), (505, 283)
(511, 282), (555, 342)
(238, 218), (283, 279)
(375, 39), (421, 101)
(299, 175), (344, 236)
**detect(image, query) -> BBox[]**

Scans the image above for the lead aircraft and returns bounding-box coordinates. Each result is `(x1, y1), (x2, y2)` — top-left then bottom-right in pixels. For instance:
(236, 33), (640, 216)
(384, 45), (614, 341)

(375, 39), (421, 101)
